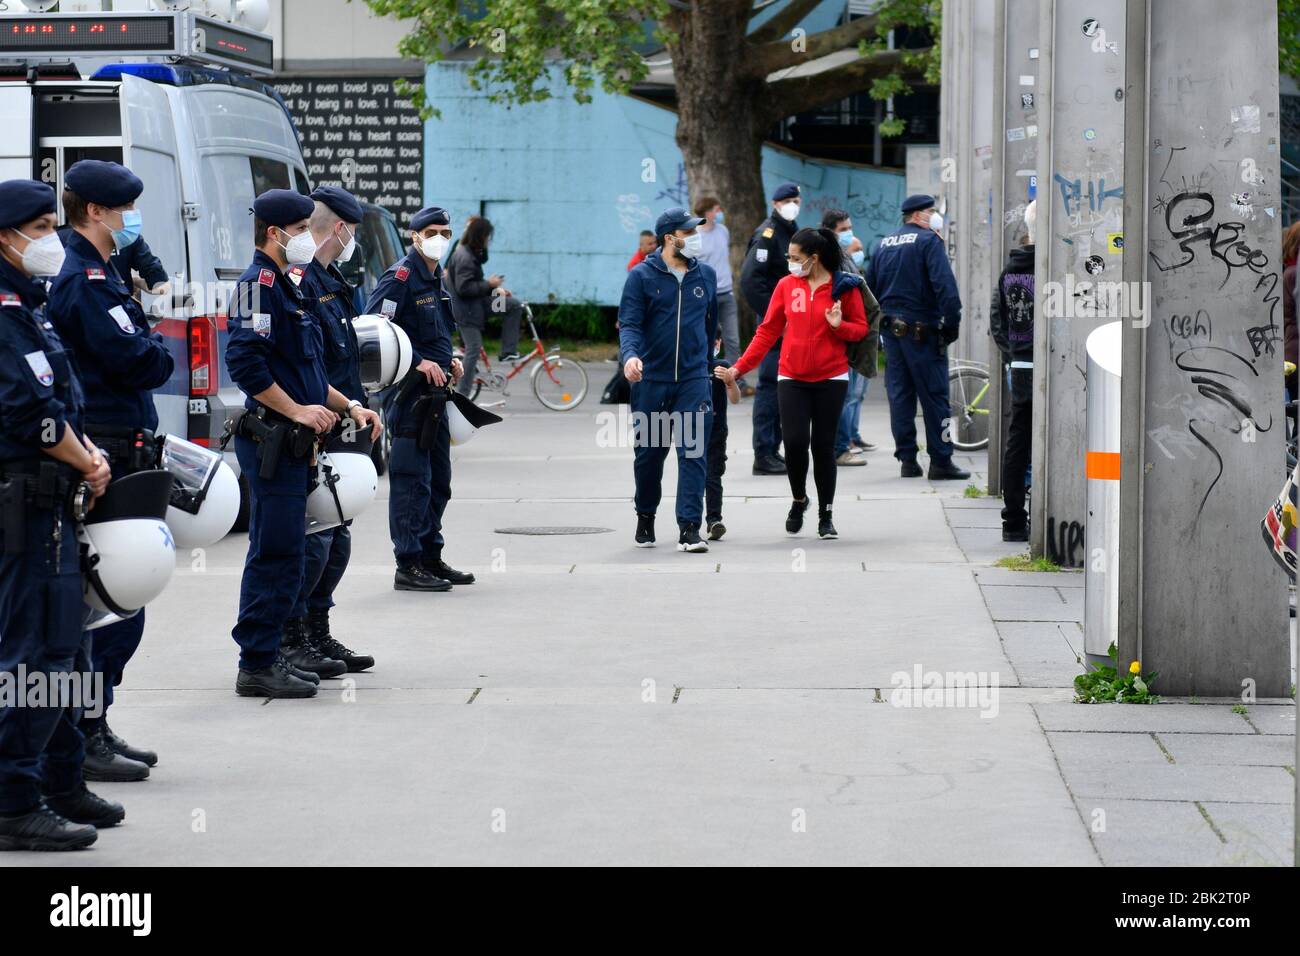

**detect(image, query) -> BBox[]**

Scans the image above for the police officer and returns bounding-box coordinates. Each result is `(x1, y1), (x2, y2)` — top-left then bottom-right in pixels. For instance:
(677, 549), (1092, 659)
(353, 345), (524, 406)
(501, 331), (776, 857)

(225, 190), (381, 698)
(364, 206), (474, 592)
(0, 180), (120, 850)
(281, 185), (375, 672)
(865, 194), (971, 480)
(739, 182), (802, 475)
(47, 160), (174, 782)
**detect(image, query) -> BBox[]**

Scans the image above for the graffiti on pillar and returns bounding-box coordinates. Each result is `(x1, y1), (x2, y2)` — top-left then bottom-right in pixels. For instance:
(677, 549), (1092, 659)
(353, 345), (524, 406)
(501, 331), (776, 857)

(1045, 517), (1086, 568)
(1053, 172), (1124, 224)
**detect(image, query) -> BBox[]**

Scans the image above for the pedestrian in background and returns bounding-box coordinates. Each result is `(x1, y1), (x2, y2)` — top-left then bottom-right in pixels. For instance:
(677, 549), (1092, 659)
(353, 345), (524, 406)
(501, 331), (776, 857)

(991, 200), (1036, 542)
(694, 197), (742, 378)
(705, 337), (740, 541)
(628, 230), (655, 271)
(446, 215), (524, 397)
(822, 209), (877, 467)
(1282, 221), (1298, 400)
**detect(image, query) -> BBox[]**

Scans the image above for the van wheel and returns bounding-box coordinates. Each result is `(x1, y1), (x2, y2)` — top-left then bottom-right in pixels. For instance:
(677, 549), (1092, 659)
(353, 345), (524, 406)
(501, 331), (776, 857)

(232, 473), (251, 533)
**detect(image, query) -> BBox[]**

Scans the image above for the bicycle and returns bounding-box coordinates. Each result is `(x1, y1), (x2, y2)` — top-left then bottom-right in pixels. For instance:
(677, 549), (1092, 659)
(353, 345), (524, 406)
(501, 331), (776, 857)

(455, 303), (589, 411)
(947, 359), (991, 451)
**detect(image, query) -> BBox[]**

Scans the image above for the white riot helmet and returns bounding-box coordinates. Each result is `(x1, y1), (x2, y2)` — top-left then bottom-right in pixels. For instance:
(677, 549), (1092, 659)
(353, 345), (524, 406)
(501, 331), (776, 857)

(306, 432), (378, 534)
(79, 470), (177, 616)
(353, 314), (415, 390)
(447, 390), (504, 446)
(157, 434), (241, 548)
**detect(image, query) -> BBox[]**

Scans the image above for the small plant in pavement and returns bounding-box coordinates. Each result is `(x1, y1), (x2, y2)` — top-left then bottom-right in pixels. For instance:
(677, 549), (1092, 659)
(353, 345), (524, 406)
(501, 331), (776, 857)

(1074, 643), (1159, 704)
(994, 554), (1061, 572)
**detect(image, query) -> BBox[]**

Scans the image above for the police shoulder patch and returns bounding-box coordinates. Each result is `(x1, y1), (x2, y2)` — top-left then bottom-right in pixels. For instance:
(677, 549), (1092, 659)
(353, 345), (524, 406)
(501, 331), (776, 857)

(0, 292), (20, 308)
(380, 298), (397, 318)
(258, 268), (276, 287)
(756, 248), (769, 263)
(85, 267), (106, 282)
(24, 350), (54, 387)
(252, 313), (272, 337)
(395, 266), (411, 282)
(108, 305), (135, 334)
(761, 228), (774, 239)
(287, 266), (305, 286)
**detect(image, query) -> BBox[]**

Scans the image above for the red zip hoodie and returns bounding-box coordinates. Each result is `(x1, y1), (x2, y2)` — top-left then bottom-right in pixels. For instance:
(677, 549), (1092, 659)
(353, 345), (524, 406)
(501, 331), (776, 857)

(733, 273), (868, 381)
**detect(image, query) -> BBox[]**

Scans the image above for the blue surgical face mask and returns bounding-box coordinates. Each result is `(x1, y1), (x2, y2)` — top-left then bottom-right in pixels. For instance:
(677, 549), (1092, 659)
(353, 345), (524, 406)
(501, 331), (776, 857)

(110, 209), (143, 251)
(851, 249), (865, 267)
(837, 229), (855, 249)
(714, 211), (725, 225)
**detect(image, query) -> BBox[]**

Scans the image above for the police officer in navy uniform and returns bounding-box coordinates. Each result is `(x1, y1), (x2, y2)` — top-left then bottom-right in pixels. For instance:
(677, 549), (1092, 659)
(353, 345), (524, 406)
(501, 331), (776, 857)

(364, 206), (474, 592)
(739, 182), (802, 476)
(47, 160), (174, 782)
(865, 194), (971, 481)
(226, 190), (382, 698)
(0, 180), (120, 851)
(281, 185), (375, 672)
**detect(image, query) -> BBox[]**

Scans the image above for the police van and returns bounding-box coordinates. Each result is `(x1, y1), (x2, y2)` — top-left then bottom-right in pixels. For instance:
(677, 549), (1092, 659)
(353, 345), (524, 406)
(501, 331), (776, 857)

(0, 4), (339, 504)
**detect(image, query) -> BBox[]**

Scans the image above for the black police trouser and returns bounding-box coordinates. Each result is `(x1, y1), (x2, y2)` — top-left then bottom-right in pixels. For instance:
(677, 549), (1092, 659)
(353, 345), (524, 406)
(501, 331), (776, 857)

(883, 332), (954, 463)
(778, 379), (848, 507)
(705, 381), (729, 523)
(386, 393), (452, 565)
(0, 503), (90, 812)
(293, 524), (351, 619)
(751, 339), (783, 458)
(1001, 365), (1033, 530)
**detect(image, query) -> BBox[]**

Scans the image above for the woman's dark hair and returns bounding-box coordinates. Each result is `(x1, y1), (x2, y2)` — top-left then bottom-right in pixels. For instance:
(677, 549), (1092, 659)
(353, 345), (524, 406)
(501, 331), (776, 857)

(462, 216), (494, 256)
(820, 208), (850, 230)
(790, 226), (843, 274)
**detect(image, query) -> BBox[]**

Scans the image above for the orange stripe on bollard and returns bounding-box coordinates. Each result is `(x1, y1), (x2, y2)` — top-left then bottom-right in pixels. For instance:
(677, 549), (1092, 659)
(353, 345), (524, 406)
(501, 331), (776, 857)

(1086, 451), (1121, 480)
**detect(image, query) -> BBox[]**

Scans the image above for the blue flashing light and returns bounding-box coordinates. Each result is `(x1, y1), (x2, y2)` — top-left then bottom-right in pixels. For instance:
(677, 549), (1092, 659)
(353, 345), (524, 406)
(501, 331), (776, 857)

(90, 63), (181, 85)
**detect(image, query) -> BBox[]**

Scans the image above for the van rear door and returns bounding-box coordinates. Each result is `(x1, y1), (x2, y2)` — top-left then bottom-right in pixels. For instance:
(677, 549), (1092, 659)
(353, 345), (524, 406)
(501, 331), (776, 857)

(0, 84), (33, 181)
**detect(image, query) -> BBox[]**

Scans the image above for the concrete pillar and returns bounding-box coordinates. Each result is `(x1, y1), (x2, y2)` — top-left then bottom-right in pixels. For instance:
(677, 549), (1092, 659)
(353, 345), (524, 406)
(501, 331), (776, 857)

(1030, 0), (1127, 566)
(1117, 0), (1289, 697)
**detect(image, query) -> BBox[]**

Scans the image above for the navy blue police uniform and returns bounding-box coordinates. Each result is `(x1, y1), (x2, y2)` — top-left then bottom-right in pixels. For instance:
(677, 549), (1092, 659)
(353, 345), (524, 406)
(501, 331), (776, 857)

(0, 182), (95, 826)
(364, 207), (458, 575)
(865, 195), (963, 469)
(618, 208), (718, 535)
(225, 191), (329, 678)
(46, 162), (174, 749)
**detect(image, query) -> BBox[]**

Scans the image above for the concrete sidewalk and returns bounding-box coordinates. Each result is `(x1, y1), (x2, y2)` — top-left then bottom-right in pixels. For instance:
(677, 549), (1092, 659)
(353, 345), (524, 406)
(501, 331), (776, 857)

(4, 366), (1293, 866)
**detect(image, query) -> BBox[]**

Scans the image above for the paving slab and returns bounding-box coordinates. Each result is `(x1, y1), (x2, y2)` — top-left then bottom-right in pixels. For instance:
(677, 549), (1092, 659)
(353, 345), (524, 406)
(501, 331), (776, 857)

(1035, 703), (1261, 735)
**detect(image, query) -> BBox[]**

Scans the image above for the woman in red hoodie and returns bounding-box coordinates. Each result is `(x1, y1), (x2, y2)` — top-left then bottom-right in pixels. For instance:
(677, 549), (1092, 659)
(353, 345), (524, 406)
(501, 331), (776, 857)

(716, 227), (869, 538)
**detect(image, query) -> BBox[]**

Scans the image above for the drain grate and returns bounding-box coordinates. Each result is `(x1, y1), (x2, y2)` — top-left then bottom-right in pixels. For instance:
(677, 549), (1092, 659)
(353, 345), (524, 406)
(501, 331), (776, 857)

(494, 526), (614, 535)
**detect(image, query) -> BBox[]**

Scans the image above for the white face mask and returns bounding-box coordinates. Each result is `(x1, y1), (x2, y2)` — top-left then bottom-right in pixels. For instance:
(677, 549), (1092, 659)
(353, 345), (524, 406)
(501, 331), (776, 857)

(929, 212), (944, 233)
(336, 225), (357, 263)
(420, 234), (450, 261)
(678, 232), (703, 258)
(788, 259), (806, 277)
(17, 230), (66, 277)
(777, 201), (800, 222)
(278, 228), (317, 265)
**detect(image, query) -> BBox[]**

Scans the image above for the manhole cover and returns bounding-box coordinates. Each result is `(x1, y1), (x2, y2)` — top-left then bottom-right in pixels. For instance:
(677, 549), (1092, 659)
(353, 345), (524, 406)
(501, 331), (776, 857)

(494, 526), (615, 535)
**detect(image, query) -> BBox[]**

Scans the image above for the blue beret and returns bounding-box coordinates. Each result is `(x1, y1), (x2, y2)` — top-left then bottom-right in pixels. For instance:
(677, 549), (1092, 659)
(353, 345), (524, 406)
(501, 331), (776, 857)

(901, 194), (936, 214)
(772, 182), (801, 201)
(654, 206), (703, 237)
(0, 179), (56, 230)
(411, 206), (450, 231)
(310, 185), (364, 225)
(65, 160), (143, 207)
(253, 189), (315, 227)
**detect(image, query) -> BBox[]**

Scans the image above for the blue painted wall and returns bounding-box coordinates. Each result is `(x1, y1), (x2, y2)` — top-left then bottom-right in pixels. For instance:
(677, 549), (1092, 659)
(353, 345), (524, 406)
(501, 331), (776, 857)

(421, 59), (905, 307)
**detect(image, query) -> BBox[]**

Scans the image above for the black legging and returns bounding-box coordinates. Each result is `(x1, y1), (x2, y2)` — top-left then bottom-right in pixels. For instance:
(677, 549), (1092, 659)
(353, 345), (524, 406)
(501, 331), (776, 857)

(777, 378), (849, 508)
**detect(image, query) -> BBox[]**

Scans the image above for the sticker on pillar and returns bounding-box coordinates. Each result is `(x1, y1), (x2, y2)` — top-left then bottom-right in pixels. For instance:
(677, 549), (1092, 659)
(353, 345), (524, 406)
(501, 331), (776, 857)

(1081, 18), (1100, 37)
(1028, 48), (1039, 59)
(1230, 105), (1261, 134)
(1019, 75), (1034, 86)
(1084, 255), (1105, 276)
(1028, 175), (1037, 200)
(1021, 93), (1034, 110)
(1007, 127), (1026, 142)
(1083, 128), (1097, 141)
(1107, 233), (1123, 253)
(1026, 125), (1038, 138)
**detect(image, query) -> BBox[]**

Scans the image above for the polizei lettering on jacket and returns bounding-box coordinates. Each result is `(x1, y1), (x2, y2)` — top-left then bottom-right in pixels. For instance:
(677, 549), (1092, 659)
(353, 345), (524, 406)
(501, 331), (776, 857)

(878, 233), (919, 248)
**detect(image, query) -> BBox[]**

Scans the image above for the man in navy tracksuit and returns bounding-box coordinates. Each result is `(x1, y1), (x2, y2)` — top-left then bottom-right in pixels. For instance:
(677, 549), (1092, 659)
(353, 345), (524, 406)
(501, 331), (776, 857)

(619, 207), (717, 552)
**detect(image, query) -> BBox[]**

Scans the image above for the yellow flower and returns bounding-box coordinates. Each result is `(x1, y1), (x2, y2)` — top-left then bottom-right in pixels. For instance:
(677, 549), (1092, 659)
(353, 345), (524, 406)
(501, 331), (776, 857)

(1129, 661), (1141, 675)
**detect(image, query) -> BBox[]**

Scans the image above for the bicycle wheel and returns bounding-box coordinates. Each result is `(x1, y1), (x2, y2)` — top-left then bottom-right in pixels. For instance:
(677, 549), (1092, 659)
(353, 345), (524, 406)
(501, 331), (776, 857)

(947, 366), (990, 451)
(532, 355), (589, 410)
(468, 378), (483, 402)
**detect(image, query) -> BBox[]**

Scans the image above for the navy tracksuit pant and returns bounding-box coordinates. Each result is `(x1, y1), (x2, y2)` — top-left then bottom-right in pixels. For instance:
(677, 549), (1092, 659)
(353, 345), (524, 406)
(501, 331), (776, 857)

(631, 377), (713, 528)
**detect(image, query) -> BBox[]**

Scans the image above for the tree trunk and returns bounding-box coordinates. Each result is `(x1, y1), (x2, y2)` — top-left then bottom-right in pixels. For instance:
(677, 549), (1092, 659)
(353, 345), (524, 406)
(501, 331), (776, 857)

(666, 0), (768, 339)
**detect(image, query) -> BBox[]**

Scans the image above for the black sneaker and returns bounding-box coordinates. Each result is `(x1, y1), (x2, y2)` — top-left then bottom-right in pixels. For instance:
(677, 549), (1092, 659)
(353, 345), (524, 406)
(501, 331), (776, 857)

(42, 783), (125, 829)
(1002, 525), (1030, 542)
(900, 460), (923, 478)
(677, 524), (709, 552)
(0, 804), (97, 852)
(281, 617), (347, 678)
(276, 654), (321, 685)
(635, 513), (656, 548)
(498, 352), (522, 362)
(82, 725), (149, 783)
(395, 563), (453, 592)
(818, 508), (838, 540)
(98, 722), (157, 768)
(706, 519), (726, 541)
(752, 455), (787, 475)
(307, 608), (375, 672)
(928, 460), (971, 480)
(423, 557), (475, 585)
(786, 497), (810, 534)
(235, 658), (318, 699)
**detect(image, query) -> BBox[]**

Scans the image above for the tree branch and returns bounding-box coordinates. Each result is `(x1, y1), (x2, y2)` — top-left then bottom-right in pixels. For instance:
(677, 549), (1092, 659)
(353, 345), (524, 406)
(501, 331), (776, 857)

(746, 0), (825, 45)
(759, 48), (924, 126)
(750, 13), (882, 76)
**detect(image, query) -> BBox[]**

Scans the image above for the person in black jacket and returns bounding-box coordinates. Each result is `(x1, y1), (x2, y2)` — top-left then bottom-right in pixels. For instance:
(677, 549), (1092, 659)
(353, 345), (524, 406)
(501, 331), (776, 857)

(445, 216), (523, 396)
(990, 200), (1036, 542)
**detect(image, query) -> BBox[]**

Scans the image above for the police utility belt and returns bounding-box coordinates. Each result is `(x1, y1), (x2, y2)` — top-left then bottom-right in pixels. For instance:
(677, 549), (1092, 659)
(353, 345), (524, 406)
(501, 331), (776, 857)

(226, 407), (317, 480)
(886, 316), (936, 343)
(85, 423), (157, 474)
(0, 459), (92, 555)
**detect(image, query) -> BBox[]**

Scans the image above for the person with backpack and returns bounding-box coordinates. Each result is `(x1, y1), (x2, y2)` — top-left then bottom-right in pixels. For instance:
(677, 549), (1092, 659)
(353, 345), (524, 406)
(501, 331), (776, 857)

(716, 227), (869, 539)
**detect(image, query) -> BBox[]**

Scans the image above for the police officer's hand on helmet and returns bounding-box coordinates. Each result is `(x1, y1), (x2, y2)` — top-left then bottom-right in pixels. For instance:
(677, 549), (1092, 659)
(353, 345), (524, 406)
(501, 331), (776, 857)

(623, 356), (643, 383)
(417, 358), (447, 387)
(292, 403), (339, 434)
(349, 403), (383, 442)
(80, 434), (112, 498)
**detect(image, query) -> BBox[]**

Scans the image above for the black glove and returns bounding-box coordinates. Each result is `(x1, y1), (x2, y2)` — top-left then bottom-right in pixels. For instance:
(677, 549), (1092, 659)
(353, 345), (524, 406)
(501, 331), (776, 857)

(939, 321), (960, 346)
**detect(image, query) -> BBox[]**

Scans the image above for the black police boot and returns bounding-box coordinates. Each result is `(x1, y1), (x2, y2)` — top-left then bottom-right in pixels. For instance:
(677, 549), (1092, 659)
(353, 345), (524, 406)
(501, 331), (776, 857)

(752, 455), (787, 475)
(82, 725), (150, 783)
(277, 655), (320, 685)
(423, 556), (476, 585)
(0, 804), (97, 851)
(900, 459), (924, 478)
(818, 506), (838, 540)
(99, 722), (157, 768)
(42, 783), (125, 829)
(308, 607), (375, 673)
(281, 617), (347, 678)
(395, 563), (453, 592)
(677, 524), (709, 553)
(786, 497), (809, 534)
(236, 658), (318, 699)
(635, 513), (656, 548)
(706, 518), (726, 541)
(928, 459), (972, 481)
